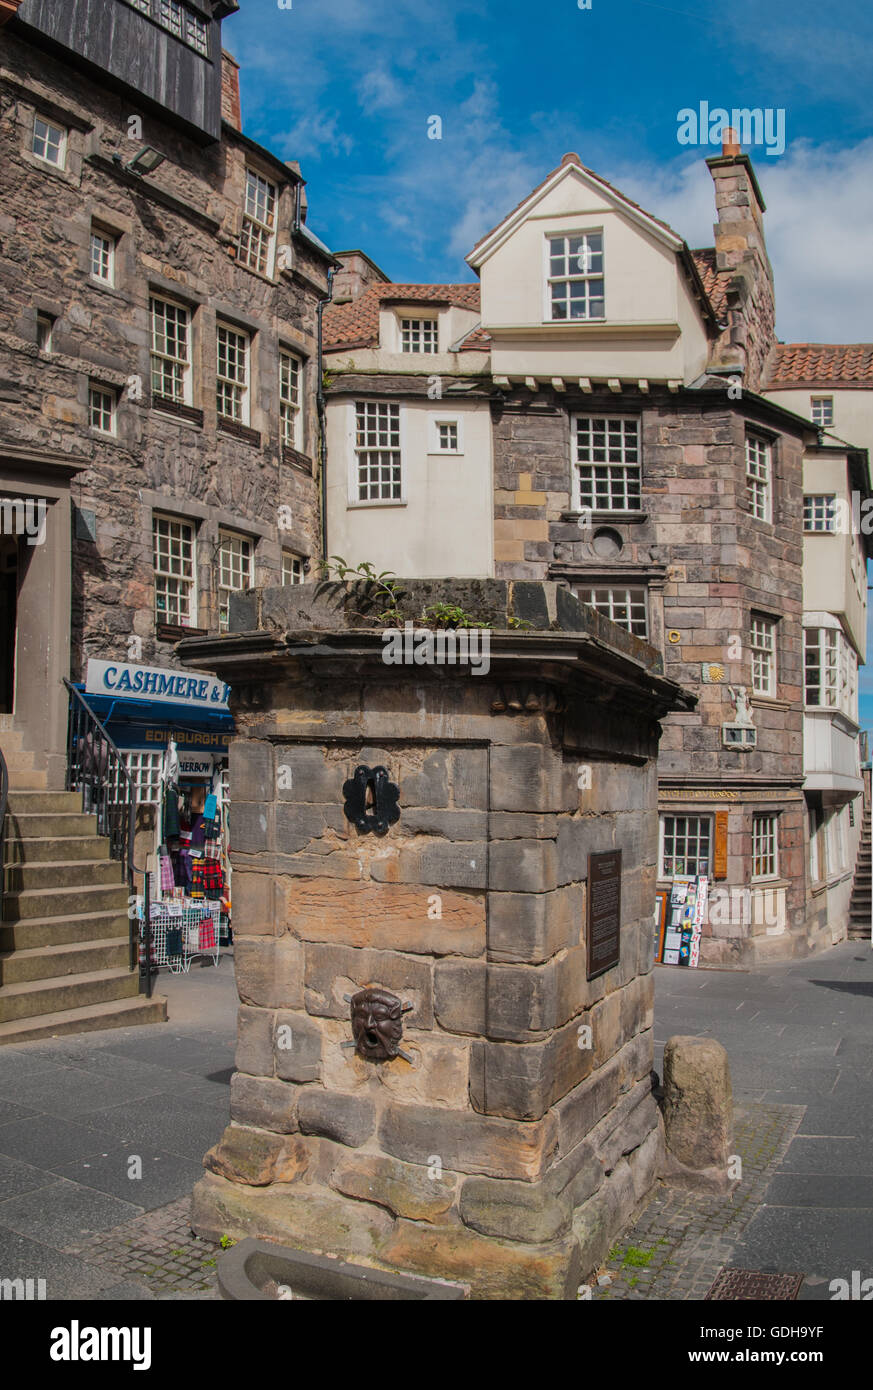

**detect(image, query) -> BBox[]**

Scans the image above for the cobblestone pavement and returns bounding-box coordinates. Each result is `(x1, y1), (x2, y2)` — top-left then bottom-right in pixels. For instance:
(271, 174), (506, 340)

(65, 1197), (222, 1300)
(591, 1101), (805, 1300)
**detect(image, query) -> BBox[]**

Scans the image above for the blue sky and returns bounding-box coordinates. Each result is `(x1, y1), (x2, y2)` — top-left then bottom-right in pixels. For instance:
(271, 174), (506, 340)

(225, 0), (873, 734)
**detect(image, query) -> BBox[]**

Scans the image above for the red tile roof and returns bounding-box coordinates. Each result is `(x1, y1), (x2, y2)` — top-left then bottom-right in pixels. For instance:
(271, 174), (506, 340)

(691, 248), (730, 320)
(764, 343), (873, 387)
(324, 283), (483, 351)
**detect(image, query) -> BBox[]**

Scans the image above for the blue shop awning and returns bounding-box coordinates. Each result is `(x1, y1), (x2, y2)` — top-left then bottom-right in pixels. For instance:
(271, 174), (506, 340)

(72, 683), (235, 745)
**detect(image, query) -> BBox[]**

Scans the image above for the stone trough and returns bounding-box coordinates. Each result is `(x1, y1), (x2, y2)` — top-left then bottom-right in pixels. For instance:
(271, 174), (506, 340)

(217, 1237), (469, 1300)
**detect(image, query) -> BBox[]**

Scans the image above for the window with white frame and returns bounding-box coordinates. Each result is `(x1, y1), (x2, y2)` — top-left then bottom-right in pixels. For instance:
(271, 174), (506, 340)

(129, 0), (209, 53)
(36, 313), (54, 352)
(282, 550), (305, 585)
(574, 416), (641, 511)
(808, 804), (822, 882)
(660, 814), (711, 879)
(803, 494), (836, 532)
(547, 232), (604, 321)
(752, 813), (778, 879)
(750, 615), (777, 696)
(153, 514), (196, 628)
(124, 750), (163, 804)
(745, 434), (772, 522)
(238, 169), (277, 276)
(428, 416), (462, 454)
(811, 396), (834, 428)
(184, 7), (208, 53)
(89, 385), (116, 435)
(216, 324), (249, 424)
(805, 626), (839, 707)
(218, 530), (253, 631)
(90, 229), (116, 285)
(400, 318), (438, 354)
(150, 296), (190, 404)
(32, 115), (66, 168)
(354, 401), (402, 501)
(280, 351), (302, 449)
(576, 586), (648, 638)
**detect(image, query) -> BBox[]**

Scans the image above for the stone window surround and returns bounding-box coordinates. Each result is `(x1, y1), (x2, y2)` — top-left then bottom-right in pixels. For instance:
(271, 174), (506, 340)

(742, 425), (780, 526)
(6, 74), (92, 188)
(749, 607), (781, 699)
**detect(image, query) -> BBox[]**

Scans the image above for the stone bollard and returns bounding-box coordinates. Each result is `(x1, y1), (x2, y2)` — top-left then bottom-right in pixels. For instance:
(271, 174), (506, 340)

(661, 1036), (734, 1194)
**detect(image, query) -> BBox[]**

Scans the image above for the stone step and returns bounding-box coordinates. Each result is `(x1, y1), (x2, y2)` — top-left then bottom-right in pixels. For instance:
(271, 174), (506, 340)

(0, 966), (140, 1022)
(0, 992), (167, 1045)
(0, 937), (130, 985)
(3, 881), (130, 921)
(6, 790), (82, 814)
(5, 811), (99, 839)
(6, 768), (48, 791)
(0, 907), (130, 950)
(4, 858), (125, 893)
(4, 835), (111, 865)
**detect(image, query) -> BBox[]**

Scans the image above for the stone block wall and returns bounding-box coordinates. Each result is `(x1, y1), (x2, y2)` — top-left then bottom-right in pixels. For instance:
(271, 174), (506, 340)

(183, 583), (686, 1298)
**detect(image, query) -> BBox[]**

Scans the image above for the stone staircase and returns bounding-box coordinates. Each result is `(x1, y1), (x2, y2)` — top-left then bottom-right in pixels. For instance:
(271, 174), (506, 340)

(848, 798), (871, 941)
(0, 762), (167, 1043)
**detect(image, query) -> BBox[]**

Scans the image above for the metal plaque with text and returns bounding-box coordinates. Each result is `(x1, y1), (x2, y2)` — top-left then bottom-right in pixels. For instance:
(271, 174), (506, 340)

(587, 849), (622, 980)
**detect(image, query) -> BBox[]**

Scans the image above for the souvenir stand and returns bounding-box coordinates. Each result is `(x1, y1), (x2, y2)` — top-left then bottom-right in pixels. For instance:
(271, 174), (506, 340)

(76, 660), (235, 977)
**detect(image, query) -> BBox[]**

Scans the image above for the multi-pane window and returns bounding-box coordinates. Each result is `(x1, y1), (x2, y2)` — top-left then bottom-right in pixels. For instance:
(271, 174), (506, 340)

(150, 297), (190, 404)
(808, 804), (823, 882)
(90, 230), (115, 285)
(282, 551), (305, 585)
(153, 515), (196, 627)
(184, 8), (208, 53)
(574, 416), (641, 511)
(751, 615), (776, 696)
(400, 318), (438, 354)
(437, 422), (459, 452)
(827, 807), (846, 873)
(753, 814), (778, 879)
(238, 169), (277, 276)
(36, 313), (53, 352)
(280, 351), (301, 449)
(745, 434), (772, 522)
(89, 385), (115, 434)
(124, 750), (163, 804)
(805, 627), (838, 707)
(811, 396), (834, 428)
(216, 324), (249, 424)
(354, 401), (402, 501)
(158, 0), (183, 36)
(660, 815), (711, 879)
(547, 232), (604, 320)
(576, 586), (648, 638)
(218, 531), (253, 632)
(129, 0), (151, 10)
(32, 116), (65, 167)
(803, 494), (836, 532)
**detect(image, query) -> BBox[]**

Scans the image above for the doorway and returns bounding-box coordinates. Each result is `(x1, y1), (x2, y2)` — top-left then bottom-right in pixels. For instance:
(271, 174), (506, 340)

(0, 535), (18, 713)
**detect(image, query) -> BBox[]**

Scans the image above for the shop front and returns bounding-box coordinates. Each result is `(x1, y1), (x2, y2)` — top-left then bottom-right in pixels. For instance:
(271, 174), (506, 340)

(77, 659), (235, 972)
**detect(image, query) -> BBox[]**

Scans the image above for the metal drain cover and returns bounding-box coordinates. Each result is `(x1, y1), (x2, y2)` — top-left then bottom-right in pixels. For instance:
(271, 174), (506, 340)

(706, 1270), (804, 1300)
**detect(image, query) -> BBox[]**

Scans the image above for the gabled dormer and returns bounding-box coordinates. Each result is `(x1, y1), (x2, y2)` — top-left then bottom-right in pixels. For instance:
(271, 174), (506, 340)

(466, 151), (718, 387)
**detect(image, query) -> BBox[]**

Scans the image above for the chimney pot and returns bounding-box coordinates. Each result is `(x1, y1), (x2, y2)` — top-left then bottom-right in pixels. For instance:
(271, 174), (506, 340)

(722, 127), (741, 158)
(561, 151), (581, 167)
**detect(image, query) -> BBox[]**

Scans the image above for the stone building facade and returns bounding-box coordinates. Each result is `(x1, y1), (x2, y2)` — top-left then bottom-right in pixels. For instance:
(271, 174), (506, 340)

(0, 0), (332, 782)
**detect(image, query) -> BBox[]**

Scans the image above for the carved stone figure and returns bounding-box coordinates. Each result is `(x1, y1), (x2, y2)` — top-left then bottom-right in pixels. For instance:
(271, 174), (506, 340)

(728, 685), (754, 727)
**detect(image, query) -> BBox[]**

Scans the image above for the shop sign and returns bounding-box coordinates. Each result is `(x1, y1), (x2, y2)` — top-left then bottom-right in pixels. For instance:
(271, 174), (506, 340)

(86, 659), (230, 711)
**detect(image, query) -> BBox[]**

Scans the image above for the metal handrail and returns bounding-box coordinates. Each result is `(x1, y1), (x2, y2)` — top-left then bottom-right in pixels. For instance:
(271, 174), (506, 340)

(63, 679), (152, 994)
(0, 740), (7, 920)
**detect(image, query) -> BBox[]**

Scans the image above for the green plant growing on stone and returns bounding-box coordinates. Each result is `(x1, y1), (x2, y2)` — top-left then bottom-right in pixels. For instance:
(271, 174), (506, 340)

(507, 615), (533, 630)
(320, 555), (405, 623)
(423, 601), (492, 630)
(622, 1245), (655, 1268)
(218, 1234), (236, 1250)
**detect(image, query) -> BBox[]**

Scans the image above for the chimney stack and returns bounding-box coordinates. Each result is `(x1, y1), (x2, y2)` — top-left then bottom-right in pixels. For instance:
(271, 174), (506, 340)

(221, 50), (241, 131)
(706, 141), (775, 390)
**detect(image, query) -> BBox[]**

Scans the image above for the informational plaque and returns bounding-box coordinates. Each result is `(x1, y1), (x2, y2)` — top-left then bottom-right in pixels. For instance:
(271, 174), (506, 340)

(587, 849), (622, 979)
